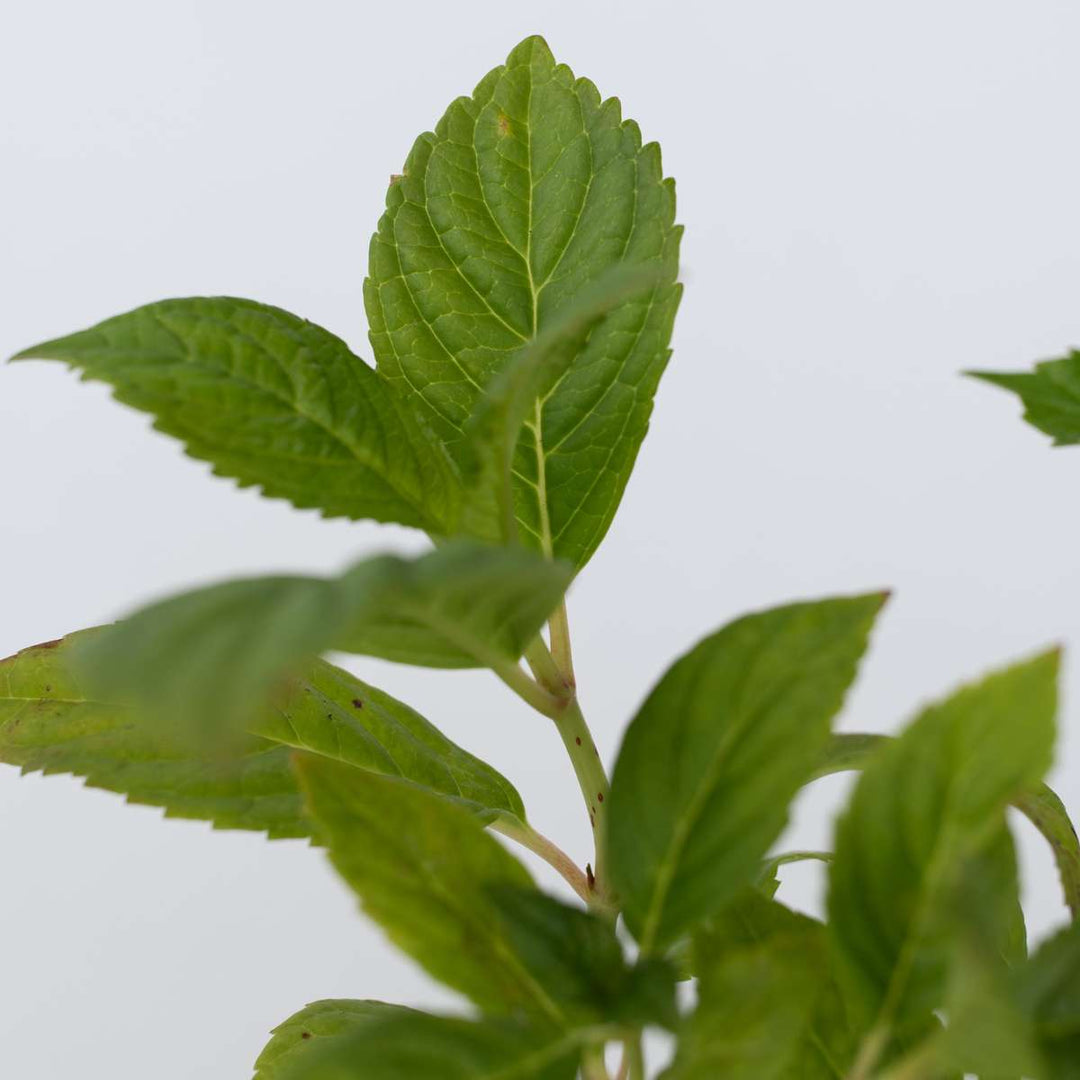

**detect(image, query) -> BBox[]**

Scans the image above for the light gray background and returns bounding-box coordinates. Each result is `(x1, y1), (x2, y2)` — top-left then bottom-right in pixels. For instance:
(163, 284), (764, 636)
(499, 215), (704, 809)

(2, 1), (1079, 1076)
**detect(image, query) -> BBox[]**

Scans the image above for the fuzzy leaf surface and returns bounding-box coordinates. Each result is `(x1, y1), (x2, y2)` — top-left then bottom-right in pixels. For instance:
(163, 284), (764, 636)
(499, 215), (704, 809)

(365, 35), (682, 569)
(827, 652), (1058, 1048)
(296, 758), (562, 1022)
(13, 297), (461, 531)
(608, 593), (885, 950)
(0, 635), (524, 837)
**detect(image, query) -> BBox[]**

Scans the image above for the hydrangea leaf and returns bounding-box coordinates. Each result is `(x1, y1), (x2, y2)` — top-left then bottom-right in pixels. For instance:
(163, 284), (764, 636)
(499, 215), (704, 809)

(254, 1000), (418, 1080)
(608, 593), (886, 951)
(827, 651), (1058, 1059)
(295, 757), (560, 1022)
(365, 35), (682, 570)
(12, 297), (462, 532)
(0, 634), (525, 838)
(970, 352), (1080, 445)
(75, 540), (572, 745)
(274, 1010), (581, 1080)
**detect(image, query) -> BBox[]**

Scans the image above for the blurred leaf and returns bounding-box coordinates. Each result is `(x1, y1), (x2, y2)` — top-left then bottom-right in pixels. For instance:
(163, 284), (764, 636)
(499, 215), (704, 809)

(76, 540), (571, 745)
(276, 1010), (581, 1080)
(608, 593), (886, 950)
(296, 757), (561, 1022)
(254, 1000), (417, 1080)
(827, 651), (1058, 1055)
(486, 885), (678, 1030)
(814, 732), (1080, 919)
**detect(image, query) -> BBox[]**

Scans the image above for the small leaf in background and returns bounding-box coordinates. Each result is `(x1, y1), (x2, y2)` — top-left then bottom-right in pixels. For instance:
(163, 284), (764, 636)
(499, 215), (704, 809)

(1016, 920), (1080, 1080)
(12, 297), (462, 532)
(608, 593), (886, 950)
(827, 651), (1058, 1057)
(296, 757), (562, 1023)
(76, 540), (571, 747)
(486, 885), (678, 1030)
(365, 35), (682, 570)
(0, 635), (526, 837)
(254, 1000), (417, 1080)
(969, 352), (1080, 446)
(276, 1010), (580, 1080)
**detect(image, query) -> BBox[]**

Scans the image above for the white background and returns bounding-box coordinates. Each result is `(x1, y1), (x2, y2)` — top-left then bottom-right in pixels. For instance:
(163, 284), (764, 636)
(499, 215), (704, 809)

(3, 1), (1079, 1076)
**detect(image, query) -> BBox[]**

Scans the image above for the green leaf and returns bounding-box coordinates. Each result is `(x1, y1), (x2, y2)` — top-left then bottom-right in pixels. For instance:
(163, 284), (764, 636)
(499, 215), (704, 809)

(1016, 921), (1080, 1079)
(814, 732), (1080, 920)
(254, 1000), (417, 1080)
(364, 35), (682, 570)
(663, 925), (824, 1080)
(969, 352), (1080, 445)
(332, 540), (574, 669)
(608, 593), (886, 951)
(0, 635), (525, 838)
(77, 540), (572, 745)
(295, 757), (563, 1023)
(485, 885), (678, 1030)
(275, 1011), (580, 1080)
(460, 264), (665, 542)
(827, 651), (1058, 1054)
(12, 297), (462, 532)
(263, 657), (525, 825)
(757, 850), (833, 900)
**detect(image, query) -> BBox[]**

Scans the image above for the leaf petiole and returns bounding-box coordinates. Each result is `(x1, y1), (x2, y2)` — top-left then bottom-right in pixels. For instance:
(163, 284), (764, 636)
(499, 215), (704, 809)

(489, 817), (591, 904)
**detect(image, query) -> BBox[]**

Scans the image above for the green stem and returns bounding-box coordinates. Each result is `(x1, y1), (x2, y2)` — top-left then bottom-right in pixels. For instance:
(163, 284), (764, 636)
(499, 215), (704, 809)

(490, 818), (590, 903)
(553, 696), (613, 908)
(492, 657), (563, 717)
(625, 1037), (645, 1080)
(548, 600), (576, 687)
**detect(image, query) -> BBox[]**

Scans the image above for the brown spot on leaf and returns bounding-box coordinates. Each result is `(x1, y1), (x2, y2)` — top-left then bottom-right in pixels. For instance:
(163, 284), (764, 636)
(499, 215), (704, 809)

(301, 1031), (312, 1040)
(389, 173), (403, 184)
(352, 699), (364, 710)
(497, 112), (511, 136)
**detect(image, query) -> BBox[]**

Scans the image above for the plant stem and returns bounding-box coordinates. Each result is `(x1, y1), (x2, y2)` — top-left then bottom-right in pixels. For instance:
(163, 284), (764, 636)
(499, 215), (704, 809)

(490, 818), (591, 903)
(553, 696), (613, 905)
(523, 630), (614, 911)
(492, 657), (563, 716)
(548, 600), (576, 686)
(624, 1037), (645, 1080)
